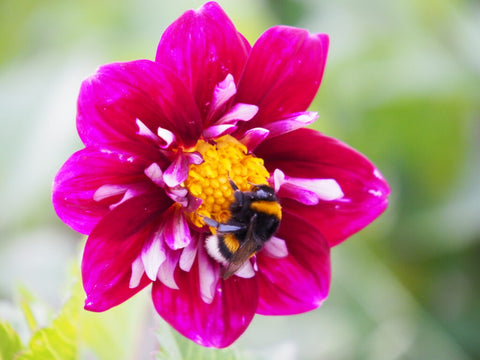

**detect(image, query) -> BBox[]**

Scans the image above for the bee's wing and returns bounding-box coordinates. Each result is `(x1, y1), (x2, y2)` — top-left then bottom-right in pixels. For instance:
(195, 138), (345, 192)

(223, 214), (259, 279)
(223, 238), (259, 279)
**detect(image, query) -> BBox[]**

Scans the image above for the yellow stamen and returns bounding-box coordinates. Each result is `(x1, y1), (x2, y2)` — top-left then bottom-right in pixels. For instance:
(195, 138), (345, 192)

(183, 135), (270, 228)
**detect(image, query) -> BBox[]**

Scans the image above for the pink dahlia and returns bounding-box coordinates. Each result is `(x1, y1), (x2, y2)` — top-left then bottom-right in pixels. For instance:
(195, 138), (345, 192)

(53, 1), (389, 348)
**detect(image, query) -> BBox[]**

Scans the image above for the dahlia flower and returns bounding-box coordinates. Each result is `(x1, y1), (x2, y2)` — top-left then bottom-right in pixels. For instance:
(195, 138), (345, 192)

(52, 1), (389, 348)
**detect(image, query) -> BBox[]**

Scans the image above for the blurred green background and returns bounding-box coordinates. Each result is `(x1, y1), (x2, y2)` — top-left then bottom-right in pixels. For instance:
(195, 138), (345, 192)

(0, 0), (479, 359)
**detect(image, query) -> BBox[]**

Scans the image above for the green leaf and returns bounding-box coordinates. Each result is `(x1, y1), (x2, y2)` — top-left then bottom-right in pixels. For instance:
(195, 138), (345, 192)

(0, 321), (23, 360)
(78, 290), (152, 360)
(18, 287), (38, 334)
(155, 319), (243, 360)
(15, 285), (81, 360)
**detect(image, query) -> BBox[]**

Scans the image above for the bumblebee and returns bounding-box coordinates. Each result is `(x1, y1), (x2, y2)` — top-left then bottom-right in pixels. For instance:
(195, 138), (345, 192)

(204, 179), (282, 279)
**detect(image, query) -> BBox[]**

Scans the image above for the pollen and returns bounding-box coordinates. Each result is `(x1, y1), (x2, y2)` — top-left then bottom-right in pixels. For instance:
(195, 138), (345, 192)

(184, 135), (270, 228)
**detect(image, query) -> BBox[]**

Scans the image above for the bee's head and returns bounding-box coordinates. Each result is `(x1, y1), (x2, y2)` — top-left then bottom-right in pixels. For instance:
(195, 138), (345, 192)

(252, 185), (277, 201)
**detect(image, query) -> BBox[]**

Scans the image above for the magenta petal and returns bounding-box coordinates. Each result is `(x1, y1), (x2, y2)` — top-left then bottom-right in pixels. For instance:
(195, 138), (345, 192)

(82, 193), (172, 312)
(163, 205), (191, 250)
(163, 153), (190, 188)
(272, 169), (344, 205)
(155, 2), (250, 118)
(257, 128), (390, 246)
(263, 111), (318, 138)
(207, 73), (237, 122)
(141, 227), (166, 281)
(203, 124), (237, 139)
(216, 103), (258, 125)
(261, 236), (288, 258)
(238, 127), (270, 152)
(236, 27), (328, 130)
(179, 234), (198, 272)
(163, 151), (203, 188)
(52, 142), (167, 234)
(256, 208), (330, 315)
(152, 258), (258, 348)
(77, 60), (202, 148)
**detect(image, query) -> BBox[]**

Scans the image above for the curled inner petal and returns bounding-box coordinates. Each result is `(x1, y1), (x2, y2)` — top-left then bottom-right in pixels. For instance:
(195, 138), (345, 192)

(144, 163), (164, 187)
(93, 184), (127, 202)
(216, 103), (258, 125)
(272, 168), (343, 205)
(238, 127), (270, 152)
(261, 236), (289, 258)
(157, 127), (176, 149)
(129, 256), (145, 289)
(141, 230), (167, 281)
(263, 111), (318, 138)
(158, 251), (180, 290)
(203, 124), (237, 139)
(208, 73), (237, 121)
(163, 151), (203, 188)
(163, 205), (192, 250)
(179, 234), (199, 272)
(198, 245), (220, 304)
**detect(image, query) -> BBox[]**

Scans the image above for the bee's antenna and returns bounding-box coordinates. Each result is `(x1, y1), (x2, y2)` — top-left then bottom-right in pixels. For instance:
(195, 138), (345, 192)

(228, 174), (240, 192)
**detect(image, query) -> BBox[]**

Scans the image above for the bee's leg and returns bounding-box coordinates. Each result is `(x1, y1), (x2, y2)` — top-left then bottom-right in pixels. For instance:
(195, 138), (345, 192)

(202, 215), (220, 228)
(228, 176), (246, 207)
(218, 223), (244, 233)
(201, 215), (244, 233)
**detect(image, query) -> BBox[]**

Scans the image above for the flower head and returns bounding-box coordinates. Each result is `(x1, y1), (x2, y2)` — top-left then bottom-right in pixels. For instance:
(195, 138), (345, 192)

(52, 1), (390, 348)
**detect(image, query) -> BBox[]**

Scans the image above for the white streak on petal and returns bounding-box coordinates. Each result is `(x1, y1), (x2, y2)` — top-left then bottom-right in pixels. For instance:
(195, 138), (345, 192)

(108, 188), (140, 210)
(239, 127), (270, 152)
(108, 186), (142, 210)
(185, 151), (203, 165)
(136, 119), (161, 142)
(234, 261), (255, 278)
(174, 212), (191, 249)
(289, 178), (344, 201)
(252, 257), (258, 272)
(216, 103), (258, 124)
(262, 236), (289, 258)
(157, 254), (179, 290)
(368, 189), (384, 197)
(129, 256), (145, 288)
(163, 154), (189, 188)
(93, 184), (126, 202)
(373, 168), (385, 180)
(141, 231), (166, 281)
(165, 186), (189, 207)
(264, 112), (318, 138)
(274, 168), (344, 205)
(144, 163), (164, 187)
(203, 124), (237, 139)
(272, 168), (286, 193)
(209, 74), (236, 116)
(157, 127), (176, 149)
(198, 245), (219, 304)
(163, 152), (203, 188)
(164, 208), (191, 250)
(179, 236), (198, 272)
(283, 184), (319, 205)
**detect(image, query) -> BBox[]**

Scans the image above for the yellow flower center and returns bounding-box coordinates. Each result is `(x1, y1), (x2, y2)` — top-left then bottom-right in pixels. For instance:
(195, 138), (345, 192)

(184, 135), (270, 228)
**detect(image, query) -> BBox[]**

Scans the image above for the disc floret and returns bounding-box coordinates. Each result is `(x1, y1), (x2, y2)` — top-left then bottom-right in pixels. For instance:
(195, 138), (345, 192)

(184, 135), (270, 227)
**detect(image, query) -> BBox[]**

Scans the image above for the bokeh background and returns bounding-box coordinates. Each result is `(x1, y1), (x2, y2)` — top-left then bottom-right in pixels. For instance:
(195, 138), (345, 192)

(1, 0), (479, 359)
